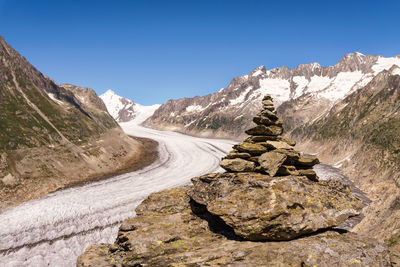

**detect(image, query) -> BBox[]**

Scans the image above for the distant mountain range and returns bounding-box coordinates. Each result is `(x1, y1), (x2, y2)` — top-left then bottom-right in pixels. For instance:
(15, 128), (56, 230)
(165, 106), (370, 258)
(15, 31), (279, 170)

(136, 52), (400, 139)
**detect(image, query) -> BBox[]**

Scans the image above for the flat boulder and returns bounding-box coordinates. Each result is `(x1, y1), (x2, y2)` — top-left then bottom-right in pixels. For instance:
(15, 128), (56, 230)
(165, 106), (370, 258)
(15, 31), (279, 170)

(253, 115), (275, 126)
(246, 135), (279, 142)
(262, 140), (293, 150)
(220, 158), (256, 172)
(258, 151), (287, 176)
(296, 156), (320, 167)
(278, 137), (296, 146)
(233, 142), (268, 155)
(259, 109), (278, 120)
(189, 173), (362, 241)
(225, 152), (251, 159)
(253, 116), (283, 126)
(275, 148), (301, 164)
(245, 125), (283, 136)
(262, 99), (274, 106)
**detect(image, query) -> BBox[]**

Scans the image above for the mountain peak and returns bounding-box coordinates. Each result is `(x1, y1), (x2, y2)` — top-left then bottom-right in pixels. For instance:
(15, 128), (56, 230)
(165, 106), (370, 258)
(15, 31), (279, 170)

(340, 52), (368, 62)
(345, 52), (365, 57)
(331, 52), (378, 75)
(100, 90), (138, 122)
(103, 89), (117, 96)
(250, 65), (266, 77)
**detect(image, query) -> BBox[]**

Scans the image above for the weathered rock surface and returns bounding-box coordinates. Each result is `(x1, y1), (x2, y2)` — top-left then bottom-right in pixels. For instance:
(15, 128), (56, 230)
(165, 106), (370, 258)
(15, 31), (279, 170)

(225, 152), (251, 159)
(296, 156), (320, 167)
(233, 142), (268, 155)
(219, 158), (255, 172)
(258, 151), (287, 176)
(245, 125), (283, 136)
(77, 186), (391, 267)
(262, 140), (293, 150)
(253, 115), (281, 126)
(277, 164), (300, 176)
(189, 172), (362, 241)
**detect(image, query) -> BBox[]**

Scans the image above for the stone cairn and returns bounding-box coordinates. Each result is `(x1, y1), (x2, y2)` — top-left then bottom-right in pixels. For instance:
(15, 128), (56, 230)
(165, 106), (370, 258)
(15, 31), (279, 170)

(220, 94), (319, 181)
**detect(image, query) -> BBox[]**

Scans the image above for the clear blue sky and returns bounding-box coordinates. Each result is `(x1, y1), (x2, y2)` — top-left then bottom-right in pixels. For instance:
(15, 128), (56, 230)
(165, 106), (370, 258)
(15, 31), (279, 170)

(1, 0), (399, 105)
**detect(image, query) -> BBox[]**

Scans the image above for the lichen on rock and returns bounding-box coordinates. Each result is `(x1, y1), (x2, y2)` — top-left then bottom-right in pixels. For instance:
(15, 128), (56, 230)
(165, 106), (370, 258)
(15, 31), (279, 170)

(189, 172), (362, 241)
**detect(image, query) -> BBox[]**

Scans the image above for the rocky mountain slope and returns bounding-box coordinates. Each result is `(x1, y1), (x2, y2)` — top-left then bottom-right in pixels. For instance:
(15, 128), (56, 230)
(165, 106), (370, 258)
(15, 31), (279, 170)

(78, 96), (391, 266)
(290, 66), (400, 263)
(100, 90), (160, 123)
(0, 36), (152, 210)
(143, 53), (400, 139)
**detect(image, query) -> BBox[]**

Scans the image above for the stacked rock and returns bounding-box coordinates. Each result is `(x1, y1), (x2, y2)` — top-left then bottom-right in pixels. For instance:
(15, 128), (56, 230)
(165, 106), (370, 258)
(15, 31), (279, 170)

(220, 94), (320, 181)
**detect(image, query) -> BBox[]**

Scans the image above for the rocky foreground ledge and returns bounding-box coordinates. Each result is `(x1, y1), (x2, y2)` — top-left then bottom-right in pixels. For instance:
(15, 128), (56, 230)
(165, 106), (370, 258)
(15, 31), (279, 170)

(77, 184), (390, 266)
(78, 95), (391, 266)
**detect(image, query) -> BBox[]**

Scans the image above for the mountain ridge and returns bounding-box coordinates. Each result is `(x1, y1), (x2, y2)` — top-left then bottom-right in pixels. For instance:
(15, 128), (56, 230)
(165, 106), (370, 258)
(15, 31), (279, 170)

(140, 52), (400, 139)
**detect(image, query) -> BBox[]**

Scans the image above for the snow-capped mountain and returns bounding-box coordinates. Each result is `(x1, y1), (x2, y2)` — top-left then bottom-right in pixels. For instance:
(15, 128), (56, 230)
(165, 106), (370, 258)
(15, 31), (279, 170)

(143, 53), (400, 139)
(100, 90), (160, 124)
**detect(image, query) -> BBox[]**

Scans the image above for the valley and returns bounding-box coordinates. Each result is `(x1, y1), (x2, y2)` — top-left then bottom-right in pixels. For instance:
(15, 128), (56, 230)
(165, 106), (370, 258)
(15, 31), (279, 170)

(0, 31), (398, 266)
(1, 112), (371, 266)
(0, 115), (234, 266)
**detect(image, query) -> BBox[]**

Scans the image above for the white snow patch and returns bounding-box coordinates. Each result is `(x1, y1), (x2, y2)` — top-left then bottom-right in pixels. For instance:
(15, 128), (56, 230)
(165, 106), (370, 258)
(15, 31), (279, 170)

(306, 75), (332, 94)
(100, 90), (135, 119)
(234, 115), (243, 120)
(258, 78), (291, 102)
(47, 93), (64, 105)
(184, 120), (196, 128)
(230, 86), (253, 105)
(310, 62), (321, 71)
(333, 154), (353, 168)
(372, 57), (400, 74)
(252, 69), (263, 77)
(292, 76), (309, 98)
(186, 105), (204, 112)
(318, 71), (364, 101)
(391, 66), (400, 76)
(77, 95), (87, 103)
(130, 103), (160, 125)
(353, 73), (374, 90)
